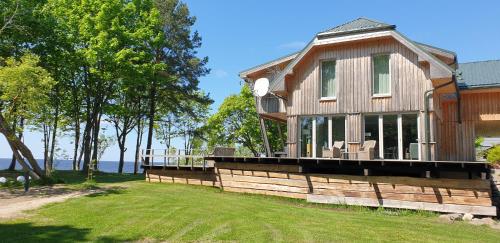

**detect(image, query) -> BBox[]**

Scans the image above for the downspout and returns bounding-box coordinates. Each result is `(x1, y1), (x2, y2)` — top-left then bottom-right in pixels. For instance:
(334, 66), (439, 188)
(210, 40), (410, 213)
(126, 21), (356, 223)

(424, 76), (456, 161)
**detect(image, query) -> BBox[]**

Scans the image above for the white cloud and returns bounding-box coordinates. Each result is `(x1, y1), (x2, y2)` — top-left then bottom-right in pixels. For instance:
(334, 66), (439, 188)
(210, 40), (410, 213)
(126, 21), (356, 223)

(213, 69), (228, 78)
(278, 41), (306, 50)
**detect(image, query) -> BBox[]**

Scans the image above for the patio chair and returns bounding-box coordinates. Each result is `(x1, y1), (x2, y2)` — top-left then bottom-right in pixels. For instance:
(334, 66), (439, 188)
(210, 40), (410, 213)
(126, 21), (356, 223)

(322, 141), (344, 158)
(357, 140), (376, 160)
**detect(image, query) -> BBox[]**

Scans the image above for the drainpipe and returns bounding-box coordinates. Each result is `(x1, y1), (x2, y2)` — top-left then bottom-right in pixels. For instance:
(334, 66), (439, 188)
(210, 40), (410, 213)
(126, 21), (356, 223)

(424, 77), (456, 161)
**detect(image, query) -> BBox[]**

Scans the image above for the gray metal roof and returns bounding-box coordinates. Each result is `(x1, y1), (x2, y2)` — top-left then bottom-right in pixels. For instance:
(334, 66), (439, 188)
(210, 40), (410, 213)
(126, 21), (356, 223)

(457, 60), (500, 89)
(318, 17), (395, 37)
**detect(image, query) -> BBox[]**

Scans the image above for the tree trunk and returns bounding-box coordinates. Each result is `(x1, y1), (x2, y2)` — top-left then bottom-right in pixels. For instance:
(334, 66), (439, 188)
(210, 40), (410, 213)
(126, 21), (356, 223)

(91, 112), (102, 169)
(0, 113), (45, 178)
(145, 82), (157, 165)
(82, 115), (93, 173)
(133, 117), (143, 175)
(47, 101), (60, 176)
(117, 134), (127, 174)
(43, 124), (50, 172)
(72, 119), (80, 171)
(7, 118), (23, 171)
(6, 139), (40, 180)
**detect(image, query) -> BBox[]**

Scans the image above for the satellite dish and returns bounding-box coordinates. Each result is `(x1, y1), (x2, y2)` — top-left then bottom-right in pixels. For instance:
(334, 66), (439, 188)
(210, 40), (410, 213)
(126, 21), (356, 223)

(253, 78), (269, 97)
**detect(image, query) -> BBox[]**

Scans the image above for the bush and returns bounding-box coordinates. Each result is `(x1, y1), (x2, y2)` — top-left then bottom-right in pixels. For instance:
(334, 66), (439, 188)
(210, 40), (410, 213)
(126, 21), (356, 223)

(486, 145), (500, 164)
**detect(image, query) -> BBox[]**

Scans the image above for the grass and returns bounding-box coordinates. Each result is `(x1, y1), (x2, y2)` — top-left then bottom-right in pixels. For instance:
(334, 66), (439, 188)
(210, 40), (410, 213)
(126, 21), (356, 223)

(1, 171), (500, 242)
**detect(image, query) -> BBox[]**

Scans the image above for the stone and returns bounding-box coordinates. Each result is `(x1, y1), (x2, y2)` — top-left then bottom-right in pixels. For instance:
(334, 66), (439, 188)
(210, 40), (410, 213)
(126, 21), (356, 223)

(462, 213), (474, 221)
(469, 217), (499, 229)
(439, 213), (463, 222)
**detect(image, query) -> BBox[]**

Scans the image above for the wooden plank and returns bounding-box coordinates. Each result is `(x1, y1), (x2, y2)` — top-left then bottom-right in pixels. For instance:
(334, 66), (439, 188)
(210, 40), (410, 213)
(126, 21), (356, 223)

(311, 181), (491, 198)
(217, 168), (307, 180)
(307, 194), (497, 216)
(219, 174), (309, 188)
(215, 162), (302, 173)
(224, 186), (307, 199)
(221, 180), (309, 194)
(148, 177), (220, 187)
(312, 189), (491, 206)
(307, 174), (491, 190)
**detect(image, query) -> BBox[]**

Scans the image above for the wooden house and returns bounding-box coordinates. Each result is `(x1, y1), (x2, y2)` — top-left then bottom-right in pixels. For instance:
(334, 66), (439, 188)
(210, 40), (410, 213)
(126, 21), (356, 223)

(239, 18), (500, 162)
(143, 18), (499, 216)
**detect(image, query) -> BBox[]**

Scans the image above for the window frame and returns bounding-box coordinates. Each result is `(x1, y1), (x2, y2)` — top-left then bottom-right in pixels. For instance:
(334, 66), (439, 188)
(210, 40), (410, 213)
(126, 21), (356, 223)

(319, 58), (338, 100)
(371, 53), (391, 97)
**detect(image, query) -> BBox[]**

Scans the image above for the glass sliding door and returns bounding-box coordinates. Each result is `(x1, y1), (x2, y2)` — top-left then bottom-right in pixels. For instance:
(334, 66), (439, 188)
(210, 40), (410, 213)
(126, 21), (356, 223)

(331, 116), (345, 144)
(383, 115), (398, 159)
(316, 117), (328, 157)
(300, 117), (313, 157)
(364, 115), (380, 159)
(402, 114), (419, 160)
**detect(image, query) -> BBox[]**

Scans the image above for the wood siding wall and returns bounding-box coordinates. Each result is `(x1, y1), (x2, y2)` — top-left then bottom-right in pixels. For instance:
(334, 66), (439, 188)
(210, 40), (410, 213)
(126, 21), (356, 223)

(438, 92), (500, 161)
(285, 38), (437, 157)
(286, 39), (433, 116)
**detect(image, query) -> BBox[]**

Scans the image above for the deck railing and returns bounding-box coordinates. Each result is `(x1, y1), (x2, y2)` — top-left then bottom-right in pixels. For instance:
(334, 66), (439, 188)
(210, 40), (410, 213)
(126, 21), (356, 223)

(141, 148), (210, 170)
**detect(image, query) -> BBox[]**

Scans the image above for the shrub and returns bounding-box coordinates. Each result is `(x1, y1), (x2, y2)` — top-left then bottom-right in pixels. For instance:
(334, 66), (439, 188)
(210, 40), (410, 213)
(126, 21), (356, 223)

(486, 145), (500, 164)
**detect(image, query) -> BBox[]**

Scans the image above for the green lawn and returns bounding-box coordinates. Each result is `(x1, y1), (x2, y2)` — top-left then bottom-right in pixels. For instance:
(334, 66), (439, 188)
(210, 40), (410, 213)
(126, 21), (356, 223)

(1, 172), (499, 242)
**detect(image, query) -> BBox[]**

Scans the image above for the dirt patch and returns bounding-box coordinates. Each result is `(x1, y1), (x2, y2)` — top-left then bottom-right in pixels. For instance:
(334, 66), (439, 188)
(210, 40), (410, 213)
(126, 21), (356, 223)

(0, 185), (100, 220)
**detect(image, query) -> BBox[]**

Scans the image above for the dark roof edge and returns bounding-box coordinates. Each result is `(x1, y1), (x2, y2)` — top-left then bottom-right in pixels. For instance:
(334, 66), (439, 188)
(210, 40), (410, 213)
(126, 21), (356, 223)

(458, 83), (500, 89)
(414, 41), (456, 56)
(459, 59), (500, 65)
(239, 51), (300, 77)
(317, 25), (395, 39)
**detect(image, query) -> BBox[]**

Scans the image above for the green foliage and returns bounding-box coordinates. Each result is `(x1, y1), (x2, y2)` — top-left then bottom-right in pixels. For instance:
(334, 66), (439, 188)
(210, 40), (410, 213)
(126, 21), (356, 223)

(475, 136), (484, 148)
(0, 53), (55, 121)
(206, 85), (285, 156)
(486, 145), (500, 164)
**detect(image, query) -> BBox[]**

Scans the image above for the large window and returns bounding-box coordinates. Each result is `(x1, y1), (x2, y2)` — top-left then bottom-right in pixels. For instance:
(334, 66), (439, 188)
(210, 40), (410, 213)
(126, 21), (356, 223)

(300, 117), (313, 157)
(299, 116), (346, 158)
(316, 117), (328, 158)
(364, 113), (420, 160)
(364, 115), (380, 159)
(321, 60), (336, 98)
(402, 114), (419, 160)
(331, 116), (345, 143)
(383, 115), (398, 159)
(373, 54), (390, 95)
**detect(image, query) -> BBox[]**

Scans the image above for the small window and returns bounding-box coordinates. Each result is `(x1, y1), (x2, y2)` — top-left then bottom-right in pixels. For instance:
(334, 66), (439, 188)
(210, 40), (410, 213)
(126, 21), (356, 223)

(321, 60), (336, 98)
(373, 54), (390, 95)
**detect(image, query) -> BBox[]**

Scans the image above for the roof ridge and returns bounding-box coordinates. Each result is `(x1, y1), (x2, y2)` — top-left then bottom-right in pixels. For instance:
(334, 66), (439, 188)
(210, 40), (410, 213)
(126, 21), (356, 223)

(319, 17), (392, 34)
(318, 17), (362, 34)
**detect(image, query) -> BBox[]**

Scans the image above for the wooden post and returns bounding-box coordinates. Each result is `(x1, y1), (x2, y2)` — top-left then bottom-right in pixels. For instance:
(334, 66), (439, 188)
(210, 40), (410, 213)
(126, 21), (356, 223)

(177, 150), (180, 170)
(259, 117), (272, 157)
(163, 149), (167, 168)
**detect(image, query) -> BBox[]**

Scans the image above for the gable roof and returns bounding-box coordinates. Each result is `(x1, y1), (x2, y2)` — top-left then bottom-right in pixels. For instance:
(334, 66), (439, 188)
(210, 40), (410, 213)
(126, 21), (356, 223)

(239, 52), (299, 78)
(318, 17), (396, 38)
(457, 60), (500, 89)
(267, 23), (454, 92)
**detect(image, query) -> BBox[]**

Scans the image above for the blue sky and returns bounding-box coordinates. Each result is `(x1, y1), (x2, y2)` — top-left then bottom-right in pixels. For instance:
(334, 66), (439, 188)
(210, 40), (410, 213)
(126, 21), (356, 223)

(1, 0), (500, 162)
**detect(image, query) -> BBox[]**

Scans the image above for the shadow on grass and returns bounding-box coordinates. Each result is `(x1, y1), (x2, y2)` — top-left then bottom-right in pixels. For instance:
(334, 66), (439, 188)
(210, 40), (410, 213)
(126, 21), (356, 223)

(0, 222), (91, 243)
(54, 171), (145, 185)
(85, 187), (126, 198)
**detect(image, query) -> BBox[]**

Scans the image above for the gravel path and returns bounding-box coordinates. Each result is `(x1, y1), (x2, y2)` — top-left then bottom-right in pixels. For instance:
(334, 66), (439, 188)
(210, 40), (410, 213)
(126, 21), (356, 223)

(0, 186), (92, 220)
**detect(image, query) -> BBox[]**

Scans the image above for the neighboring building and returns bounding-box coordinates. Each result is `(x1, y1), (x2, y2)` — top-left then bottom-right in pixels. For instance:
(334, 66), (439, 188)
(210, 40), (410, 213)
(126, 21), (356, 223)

(240, 18), (500, 161)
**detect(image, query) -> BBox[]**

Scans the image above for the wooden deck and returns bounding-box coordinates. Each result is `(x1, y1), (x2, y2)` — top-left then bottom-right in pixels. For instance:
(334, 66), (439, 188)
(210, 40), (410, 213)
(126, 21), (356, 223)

(143, 156), (496, 216)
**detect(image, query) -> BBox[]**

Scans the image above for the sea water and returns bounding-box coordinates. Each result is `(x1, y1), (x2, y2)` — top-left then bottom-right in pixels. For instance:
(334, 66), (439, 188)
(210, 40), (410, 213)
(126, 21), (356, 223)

(0, 158), (143, 173)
